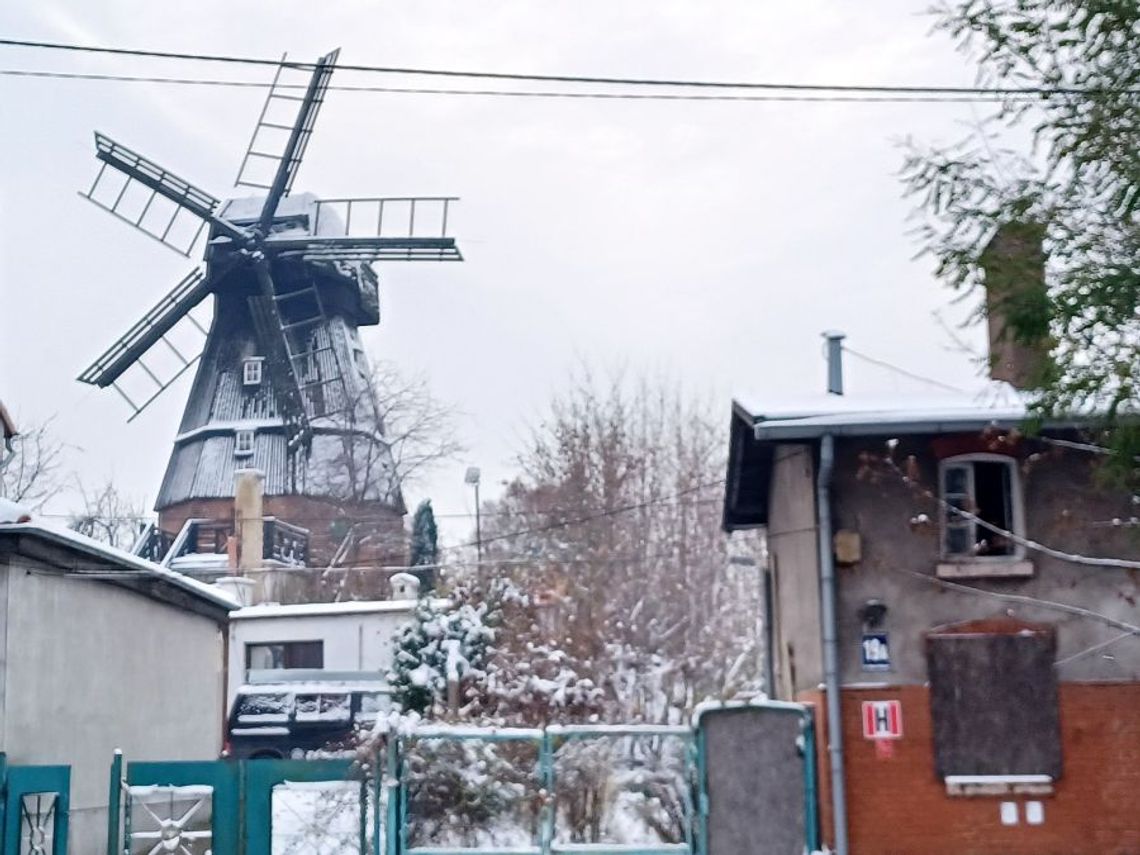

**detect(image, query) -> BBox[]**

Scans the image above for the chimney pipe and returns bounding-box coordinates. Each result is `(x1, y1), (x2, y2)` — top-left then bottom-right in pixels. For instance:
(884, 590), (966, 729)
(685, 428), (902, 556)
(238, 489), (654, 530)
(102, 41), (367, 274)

(234, 468), (265, 573)
(824, 331), (845, 395)
(981, 222), (1051, 390)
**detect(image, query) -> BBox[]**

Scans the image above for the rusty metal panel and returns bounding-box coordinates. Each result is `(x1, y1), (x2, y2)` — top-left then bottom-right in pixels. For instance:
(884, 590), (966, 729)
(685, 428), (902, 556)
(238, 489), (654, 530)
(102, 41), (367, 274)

(927, 622), (1061, 778)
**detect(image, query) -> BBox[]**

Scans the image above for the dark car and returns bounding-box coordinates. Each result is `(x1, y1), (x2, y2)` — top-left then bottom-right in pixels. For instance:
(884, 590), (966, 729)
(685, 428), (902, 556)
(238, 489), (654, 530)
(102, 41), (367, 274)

(225, 680), (394, 759)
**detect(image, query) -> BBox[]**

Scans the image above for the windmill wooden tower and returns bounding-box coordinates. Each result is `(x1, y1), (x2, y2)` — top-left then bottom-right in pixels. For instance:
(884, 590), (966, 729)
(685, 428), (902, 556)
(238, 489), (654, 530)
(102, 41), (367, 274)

(76, 49), (461, 581)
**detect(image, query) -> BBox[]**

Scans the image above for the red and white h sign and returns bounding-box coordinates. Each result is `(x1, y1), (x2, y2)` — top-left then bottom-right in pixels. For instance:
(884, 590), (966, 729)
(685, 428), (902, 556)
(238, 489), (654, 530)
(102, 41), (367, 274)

(862, 700), (903, 740)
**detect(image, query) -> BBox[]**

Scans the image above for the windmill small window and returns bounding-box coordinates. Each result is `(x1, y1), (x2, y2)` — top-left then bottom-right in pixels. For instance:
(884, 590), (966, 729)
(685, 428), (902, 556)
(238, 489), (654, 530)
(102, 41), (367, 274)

(243, 358), (264, 387)
(235, 429), (256, 457)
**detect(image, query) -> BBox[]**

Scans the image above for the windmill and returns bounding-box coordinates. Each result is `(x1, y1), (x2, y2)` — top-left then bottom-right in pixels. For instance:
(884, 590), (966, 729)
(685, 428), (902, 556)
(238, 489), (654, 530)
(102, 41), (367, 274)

(75, 49), (462, 573)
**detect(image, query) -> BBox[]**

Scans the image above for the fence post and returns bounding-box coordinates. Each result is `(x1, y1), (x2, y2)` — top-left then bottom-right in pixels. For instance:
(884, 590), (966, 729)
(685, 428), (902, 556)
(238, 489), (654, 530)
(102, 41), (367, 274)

(539, 729), (554, 855)
(105, 750), (123, 855)
(802, 712), (820, 854)
(372, 745), (382, 855)
(0, 751), (7, 855)
(387, 737), (402, 855)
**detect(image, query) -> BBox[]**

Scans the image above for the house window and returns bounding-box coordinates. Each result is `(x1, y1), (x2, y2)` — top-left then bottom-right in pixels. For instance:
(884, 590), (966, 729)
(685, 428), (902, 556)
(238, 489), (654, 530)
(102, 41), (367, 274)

(940, 454), (1022, 559)
(243, 358), (264, 386)
(927, 620), (1061, 784)
(234, 429), (255, 457)
(245, 640), (324, 674)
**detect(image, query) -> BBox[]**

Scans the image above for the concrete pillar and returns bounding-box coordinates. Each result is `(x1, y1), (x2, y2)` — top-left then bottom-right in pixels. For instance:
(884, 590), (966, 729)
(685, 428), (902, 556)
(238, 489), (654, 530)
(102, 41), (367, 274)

(390, 572), (421, 601)
(234, 468), (264, 573)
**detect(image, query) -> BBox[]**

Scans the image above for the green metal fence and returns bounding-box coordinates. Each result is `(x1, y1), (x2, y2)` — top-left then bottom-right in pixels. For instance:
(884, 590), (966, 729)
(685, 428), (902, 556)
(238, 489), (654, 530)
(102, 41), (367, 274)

(393, 724), (696, 855)
(104, 708), (817, 855)
(0, 753), (70, 855)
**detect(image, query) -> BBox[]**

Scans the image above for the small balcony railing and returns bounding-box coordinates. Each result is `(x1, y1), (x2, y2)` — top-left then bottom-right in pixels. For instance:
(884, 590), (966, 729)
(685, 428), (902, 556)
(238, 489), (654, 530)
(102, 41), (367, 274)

(152, 517), (310, 569)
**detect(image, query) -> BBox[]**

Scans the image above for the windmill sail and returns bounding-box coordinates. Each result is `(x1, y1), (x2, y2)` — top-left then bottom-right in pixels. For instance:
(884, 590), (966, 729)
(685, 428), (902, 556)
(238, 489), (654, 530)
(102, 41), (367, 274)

(268, 196), (462, 261)
(234, 50), (340, 200)
(78, 268), (213, 419)
(256, 49), (341, 230)
(81, 133), (246, 256)
(76, 45), (464, 469)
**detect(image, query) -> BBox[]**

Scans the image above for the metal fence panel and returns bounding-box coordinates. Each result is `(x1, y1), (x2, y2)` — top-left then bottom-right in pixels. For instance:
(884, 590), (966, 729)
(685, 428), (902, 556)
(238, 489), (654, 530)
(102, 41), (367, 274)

(699, 704), (816, 855)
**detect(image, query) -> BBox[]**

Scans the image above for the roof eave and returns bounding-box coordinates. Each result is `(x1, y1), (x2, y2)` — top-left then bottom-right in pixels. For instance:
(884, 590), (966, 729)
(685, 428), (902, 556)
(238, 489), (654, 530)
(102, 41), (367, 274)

(750, 414), (1088, 442)
(0, 525), (235, 621)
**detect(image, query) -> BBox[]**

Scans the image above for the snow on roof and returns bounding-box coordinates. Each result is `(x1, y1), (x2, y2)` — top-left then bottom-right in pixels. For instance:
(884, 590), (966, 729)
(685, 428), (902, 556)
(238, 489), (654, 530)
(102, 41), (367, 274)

(221, 192), (318, 223)
(219, 192), (344, 237)
(231, 598), (438, 620)
(731, 382), (1065, 441)
(0, 518), (238, 611)
(0, 498), (33, 524)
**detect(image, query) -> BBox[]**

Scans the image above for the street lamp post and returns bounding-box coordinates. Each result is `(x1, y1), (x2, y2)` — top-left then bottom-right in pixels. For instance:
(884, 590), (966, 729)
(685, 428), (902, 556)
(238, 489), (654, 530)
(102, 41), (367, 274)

(465, 466), (482, 562)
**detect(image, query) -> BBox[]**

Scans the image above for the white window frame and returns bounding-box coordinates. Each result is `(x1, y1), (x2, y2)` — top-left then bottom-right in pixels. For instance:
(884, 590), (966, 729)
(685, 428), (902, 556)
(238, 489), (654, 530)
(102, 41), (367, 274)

(234, 429), (255, 457)
(242, 358), (264, 386)
(938, 453), (1025, 562)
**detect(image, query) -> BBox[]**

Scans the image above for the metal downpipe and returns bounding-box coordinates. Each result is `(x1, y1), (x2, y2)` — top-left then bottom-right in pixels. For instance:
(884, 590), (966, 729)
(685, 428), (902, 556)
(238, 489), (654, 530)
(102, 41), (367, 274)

(817, 433), (849, 854)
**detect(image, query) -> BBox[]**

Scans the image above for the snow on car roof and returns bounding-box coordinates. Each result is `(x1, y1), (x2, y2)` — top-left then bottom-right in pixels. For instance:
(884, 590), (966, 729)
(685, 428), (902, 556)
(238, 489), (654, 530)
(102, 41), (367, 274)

(232, 599), (444, 619)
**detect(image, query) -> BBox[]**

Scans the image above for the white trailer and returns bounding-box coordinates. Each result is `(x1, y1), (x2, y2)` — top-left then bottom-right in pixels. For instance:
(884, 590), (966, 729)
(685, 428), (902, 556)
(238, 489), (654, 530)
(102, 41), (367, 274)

(226, 599), (428, 711)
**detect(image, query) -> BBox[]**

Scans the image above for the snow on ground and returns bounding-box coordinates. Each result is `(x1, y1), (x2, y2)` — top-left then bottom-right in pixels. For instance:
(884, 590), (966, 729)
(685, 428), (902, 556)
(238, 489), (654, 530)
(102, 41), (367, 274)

(271, 780), (368, 855)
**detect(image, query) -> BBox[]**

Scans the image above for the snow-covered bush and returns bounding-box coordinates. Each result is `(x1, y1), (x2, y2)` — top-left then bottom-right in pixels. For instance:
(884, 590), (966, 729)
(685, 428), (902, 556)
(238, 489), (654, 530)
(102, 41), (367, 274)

(552, 735), (690, 845)
(388, 596), (495, 716)
(403, 737), (539, 849)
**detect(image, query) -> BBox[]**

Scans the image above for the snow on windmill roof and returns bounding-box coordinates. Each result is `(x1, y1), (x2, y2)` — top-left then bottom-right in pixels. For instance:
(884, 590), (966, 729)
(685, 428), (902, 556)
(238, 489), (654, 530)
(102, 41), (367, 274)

(219, 193), (346, 237)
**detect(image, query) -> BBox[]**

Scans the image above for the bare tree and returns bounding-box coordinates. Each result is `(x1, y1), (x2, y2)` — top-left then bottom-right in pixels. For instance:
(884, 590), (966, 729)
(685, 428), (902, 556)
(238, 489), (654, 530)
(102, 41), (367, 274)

(465, 368), (763, 726)
(0, 417), (64, 510)
(371, 359), (465, 494)
(310, 358), (465, 600)
(316, 358), (465, 504)
(69, 479), (151, 549)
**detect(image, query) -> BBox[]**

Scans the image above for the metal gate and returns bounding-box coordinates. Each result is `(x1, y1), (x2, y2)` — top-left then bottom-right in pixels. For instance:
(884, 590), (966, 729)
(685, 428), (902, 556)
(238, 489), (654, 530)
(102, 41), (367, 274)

(391, 724), (697, 855)
(107, 753), (365, 855)
(0, 754), (70, 855)
(106, 710), (816, 855)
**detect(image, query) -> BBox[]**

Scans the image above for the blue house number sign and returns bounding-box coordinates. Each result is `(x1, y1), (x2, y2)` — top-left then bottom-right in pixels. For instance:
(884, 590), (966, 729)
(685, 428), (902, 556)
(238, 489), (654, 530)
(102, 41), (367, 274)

(861, 633), (891, 671)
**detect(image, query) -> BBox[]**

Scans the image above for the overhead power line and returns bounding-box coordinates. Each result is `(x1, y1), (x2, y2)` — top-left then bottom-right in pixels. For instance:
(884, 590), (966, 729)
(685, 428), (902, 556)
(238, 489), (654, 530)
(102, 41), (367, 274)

(37, 495), (724, 523)
(446, 479), (727, 552)
(841, 345), (968, 394)
(1, 37), (1134, 96)
(0, 68), (1035, 104)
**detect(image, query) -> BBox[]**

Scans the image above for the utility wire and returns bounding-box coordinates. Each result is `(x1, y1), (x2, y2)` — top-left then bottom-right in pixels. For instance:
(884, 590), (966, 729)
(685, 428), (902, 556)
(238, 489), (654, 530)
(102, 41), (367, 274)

(444, 479), (727, 552)
(0, 67), (1039, 104)
(881, 454), (1140, 572)
(1054, 630), (1137, 667)
(896, 567), (1140, 638)
(36, 496), (724, 523)
(841, 345), (968, 395)
(1, 37), (1134, 96)
(25, 480), (729, 571)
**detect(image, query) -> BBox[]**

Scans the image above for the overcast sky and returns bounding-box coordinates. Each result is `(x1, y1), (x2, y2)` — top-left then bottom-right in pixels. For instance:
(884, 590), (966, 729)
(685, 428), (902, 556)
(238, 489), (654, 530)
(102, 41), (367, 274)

(0, 1), (1004, 537)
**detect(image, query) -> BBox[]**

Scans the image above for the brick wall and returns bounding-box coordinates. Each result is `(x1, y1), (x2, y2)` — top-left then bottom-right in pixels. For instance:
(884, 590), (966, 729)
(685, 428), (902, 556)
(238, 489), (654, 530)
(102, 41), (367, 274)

(159, 495), (407, 600)
(801, 683), (1140, 855)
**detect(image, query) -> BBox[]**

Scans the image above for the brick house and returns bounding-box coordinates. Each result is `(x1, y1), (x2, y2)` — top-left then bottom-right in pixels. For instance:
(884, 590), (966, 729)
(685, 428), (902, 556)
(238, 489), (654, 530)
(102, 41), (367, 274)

(722, 225), (1139, 854)
(723, 382), (1139, 854)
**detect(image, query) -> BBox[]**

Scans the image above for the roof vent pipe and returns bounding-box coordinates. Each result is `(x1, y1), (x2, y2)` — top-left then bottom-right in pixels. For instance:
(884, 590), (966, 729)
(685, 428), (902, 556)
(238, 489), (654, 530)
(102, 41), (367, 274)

(824, 331), (845, 395)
